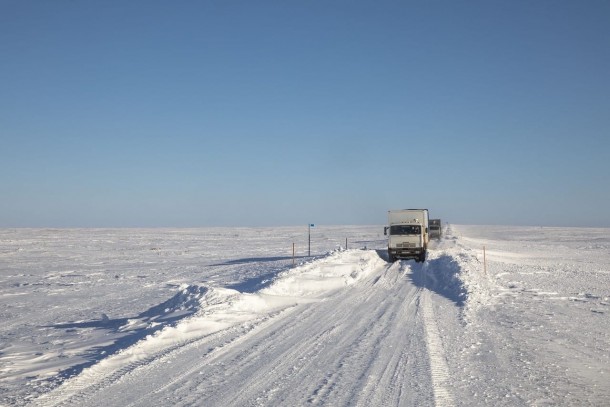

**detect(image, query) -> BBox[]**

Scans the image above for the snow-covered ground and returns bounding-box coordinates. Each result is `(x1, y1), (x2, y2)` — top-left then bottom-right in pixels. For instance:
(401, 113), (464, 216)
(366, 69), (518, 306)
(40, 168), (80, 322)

(0, 225), (608, 406)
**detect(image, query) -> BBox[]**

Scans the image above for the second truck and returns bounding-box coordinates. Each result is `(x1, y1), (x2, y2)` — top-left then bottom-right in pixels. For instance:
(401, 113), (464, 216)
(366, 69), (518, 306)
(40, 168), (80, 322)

(385, 209), (429, 263)
(429, 219), (442, 240)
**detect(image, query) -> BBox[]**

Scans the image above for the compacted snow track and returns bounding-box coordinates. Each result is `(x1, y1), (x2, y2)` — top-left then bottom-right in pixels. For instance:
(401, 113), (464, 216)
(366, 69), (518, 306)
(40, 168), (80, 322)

(32, 250), (457, 407)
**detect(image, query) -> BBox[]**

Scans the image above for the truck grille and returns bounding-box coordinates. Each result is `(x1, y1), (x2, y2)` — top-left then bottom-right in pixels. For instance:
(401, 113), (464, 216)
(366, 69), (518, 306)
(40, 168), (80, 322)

(397, 242), (415, 248)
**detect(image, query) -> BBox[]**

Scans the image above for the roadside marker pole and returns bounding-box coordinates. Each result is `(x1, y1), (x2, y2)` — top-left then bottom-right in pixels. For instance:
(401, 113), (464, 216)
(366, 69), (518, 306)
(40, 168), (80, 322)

(308, 224), (311, 257)
(346, 238), (348, 250)
(292, 243), (295, 267)
(308, 223), (314, 257)
(483, 245), (487, 275)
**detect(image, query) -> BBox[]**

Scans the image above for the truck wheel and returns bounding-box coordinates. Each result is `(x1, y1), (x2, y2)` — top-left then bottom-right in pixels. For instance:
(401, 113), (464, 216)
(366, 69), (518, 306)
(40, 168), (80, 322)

(388, 254), (396, 262)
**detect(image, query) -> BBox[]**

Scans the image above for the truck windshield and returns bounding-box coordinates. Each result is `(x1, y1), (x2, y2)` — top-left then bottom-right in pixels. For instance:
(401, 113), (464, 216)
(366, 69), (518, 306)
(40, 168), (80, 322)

(390, 225), (421, 235)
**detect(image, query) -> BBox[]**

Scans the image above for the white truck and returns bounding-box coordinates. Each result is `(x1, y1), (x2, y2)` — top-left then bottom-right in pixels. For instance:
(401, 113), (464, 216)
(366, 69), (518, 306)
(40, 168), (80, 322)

(384, 209), (429, 262)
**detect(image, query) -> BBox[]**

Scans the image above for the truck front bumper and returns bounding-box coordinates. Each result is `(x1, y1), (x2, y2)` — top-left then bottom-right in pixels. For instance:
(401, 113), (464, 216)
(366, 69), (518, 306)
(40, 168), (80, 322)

(388, 248), (423, 259)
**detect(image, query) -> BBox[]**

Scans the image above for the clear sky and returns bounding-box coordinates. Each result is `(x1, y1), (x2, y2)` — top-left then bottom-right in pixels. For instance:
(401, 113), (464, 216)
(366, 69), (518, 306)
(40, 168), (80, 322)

(1, 0), (609, 228)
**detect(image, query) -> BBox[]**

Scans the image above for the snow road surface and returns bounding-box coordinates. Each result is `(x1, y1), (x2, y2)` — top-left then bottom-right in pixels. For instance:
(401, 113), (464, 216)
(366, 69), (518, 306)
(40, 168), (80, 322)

(31, 251), (452, 407)
(1, 225), (609, 406)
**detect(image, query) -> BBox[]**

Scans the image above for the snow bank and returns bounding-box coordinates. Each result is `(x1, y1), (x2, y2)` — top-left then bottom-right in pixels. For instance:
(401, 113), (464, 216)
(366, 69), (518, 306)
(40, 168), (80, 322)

(135, 249), (386, 347)
(418, 227), (494, 316)
(46, 249), (387, 387)
(262, 249), (386, 298)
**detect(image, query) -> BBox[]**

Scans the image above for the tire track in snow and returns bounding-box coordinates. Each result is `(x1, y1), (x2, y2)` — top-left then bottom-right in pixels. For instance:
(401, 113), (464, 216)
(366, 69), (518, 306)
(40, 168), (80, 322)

(208, 260), (404, 406)
(354, 281), (427, 406)
(30, 324), (238, 407)
(421, 286), (455, 407)
(121, 305), (303, 407)
(135, 257), (424, 407)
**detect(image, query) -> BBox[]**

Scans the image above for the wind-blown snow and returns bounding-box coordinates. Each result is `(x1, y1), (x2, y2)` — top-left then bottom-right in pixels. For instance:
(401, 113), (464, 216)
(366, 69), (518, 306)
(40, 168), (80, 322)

(1, 225), (608, 406)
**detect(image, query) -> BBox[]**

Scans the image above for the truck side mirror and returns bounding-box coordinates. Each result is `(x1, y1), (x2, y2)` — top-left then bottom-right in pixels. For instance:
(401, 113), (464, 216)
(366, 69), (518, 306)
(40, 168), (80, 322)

(384, 226), (389, 235)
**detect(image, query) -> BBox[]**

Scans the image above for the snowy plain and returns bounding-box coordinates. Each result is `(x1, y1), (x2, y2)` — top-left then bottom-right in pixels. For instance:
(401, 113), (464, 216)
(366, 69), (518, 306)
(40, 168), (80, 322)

(0, 225), (608, 406)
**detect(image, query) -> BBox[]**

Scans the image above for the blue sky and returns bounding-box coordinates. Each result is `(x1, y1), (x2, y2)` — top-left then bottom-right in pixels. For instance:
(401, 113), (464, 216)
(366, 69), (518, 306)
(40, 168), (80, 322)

(1, 0), (609, 227)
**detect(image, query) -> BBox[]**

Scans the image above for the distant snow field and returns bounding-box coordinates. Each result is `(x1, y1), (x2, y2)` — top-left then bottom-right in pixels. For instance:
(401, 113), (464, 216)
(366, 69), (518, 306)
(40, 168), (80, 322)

(1, 225), (608, 406)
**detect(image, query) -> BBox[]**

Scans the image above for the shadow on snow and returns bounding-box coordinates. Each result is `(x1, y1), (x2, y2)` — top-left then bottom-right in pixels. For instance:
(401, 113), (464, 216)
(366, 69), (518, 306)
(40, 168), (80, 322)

(44, 285), (208, 382)
(218, 255), (309, 293)
(211, 255), (307, 267)
(407, 255), (467, 307)
(225, 270), (281, 293)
